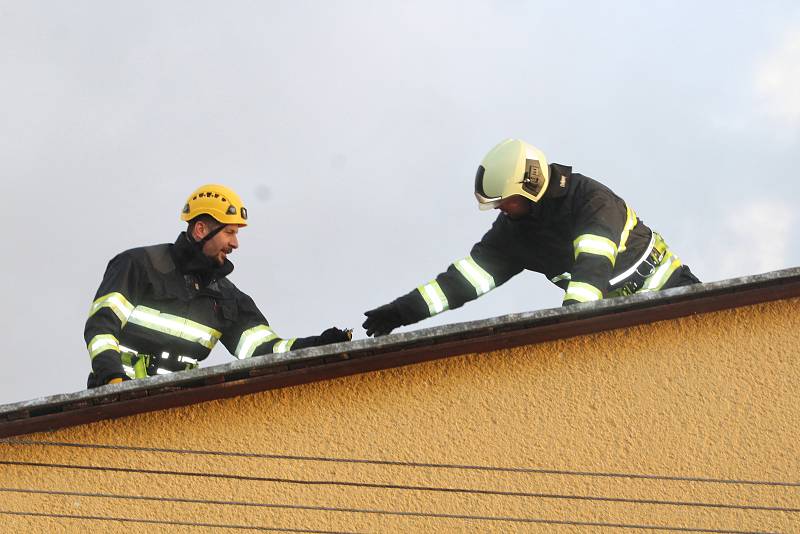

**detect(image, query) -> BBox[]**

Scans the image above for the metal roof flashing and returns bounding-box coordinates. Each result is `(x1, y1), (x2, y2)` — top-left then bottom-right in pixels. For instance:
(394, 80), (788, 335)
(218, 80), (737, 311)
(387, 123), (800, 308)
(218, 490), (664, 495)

(2, 267), (799, 438)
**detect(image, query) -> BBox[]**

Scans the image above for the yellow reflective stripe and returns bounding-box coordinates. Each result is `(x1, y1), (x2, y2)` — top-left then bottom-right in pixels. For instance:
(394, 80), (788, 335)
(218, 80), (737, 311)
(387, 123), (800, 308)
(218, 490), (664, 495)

(618, 204), (638, 253)
(121, 352), (149, 379)
(89, 292), (134, 324)
(235, 325), (279, 359)
(87, 334), (120, 360)
(127, 306), (221, 349)
(417, 280), (449, 316)
(573, 234), (618, 266)
(273, 338), (297, 353)
(454, 256), (496, 296)
(641, 250), (683, 291)
(563, 281), (603, 303)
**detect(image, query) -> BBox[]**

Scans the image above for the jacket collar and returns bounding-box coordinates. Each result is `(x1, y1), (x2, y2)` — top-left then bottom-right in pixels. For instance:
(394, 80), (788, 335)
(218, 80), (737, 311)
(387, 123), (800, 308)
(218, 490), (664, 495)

(546, 163), (572, 199)
(171, 232), (234, 283)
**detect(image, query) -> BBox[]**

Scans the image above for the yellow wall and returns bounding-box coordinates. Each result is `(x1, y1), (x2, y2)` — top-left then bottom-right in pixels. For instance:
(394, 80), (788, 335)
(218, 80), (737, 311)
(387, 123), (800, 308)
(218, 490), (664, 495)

(2, 298), (799, 532)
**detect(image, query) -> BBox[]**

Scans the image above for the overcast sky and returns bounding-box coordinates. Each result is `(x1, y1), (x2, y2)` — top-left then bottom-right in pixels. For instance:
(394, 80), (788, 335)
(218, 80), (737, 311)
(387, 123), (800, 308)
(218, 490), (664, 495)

(1, 1), (798, 405)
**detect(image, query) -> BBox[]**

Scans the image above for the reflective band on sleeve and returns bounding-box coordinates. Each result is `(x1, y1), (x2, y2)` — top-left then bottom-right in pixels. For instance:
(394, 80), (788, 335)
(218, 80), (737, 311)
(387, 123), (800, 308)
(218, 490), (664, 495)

(235, 325), (279, 359)
(573, 234), (618, 266)
(127, 306), (222, 349)
(454, 256), (496, 296)
(550, 272), (572, 284)
(618, 204), (638, 253)
(273, 338), (297, 353)
(87, 334), (120, 360)
(563, 281), (604, 303)
(417, 280), (449, 316)
(641, 251), (682, 292)
(89, 292), (134, 324)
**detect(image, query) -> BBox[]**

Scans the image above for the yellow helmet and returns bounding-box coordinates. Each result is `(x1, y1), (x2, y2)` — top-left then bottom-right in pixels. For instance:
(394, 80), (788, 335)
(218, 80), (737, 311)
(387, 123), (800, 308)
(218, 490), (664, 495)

(180, 184), (248, 226)
(474, 139), (550, 210)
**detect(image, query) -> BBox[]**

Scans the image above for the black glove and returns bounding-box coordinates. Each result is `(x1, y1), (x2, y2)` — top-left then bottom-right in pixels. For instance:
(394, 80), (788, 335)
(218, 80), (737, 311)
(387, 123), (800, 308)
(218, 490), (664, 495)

(318, 327), (353, 345)
(363, 303), (404, 337)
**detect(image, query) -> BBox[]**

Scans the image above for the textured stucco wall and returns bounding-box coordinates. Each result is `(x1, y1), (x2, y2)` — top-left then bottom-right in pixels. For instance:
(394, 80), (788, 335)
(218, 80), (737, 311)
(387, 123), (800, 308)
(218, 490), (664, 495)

(2, 297), (799, 532)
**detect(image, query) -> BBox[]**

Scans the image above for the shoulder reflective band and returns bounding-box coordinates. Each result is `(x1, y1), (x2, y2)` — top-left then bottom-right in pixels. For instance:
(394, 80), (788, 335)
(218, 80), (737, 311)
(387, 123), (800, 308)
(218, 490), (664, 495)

(641, 249), (682, 292)
(273, 338), (297, 353)
(563, 281), (603, 303)
(235, 325), (279, 359)
(454, 256), (496, 296)
(618, 204), (638, 253)
(127, 306), (221, 349)
(550, 272), (572, 284)
(417, 280), (449, 316)
(573, 234), (618, 266)
(89, 292), (135, 324)
(87, 334), (120, 360)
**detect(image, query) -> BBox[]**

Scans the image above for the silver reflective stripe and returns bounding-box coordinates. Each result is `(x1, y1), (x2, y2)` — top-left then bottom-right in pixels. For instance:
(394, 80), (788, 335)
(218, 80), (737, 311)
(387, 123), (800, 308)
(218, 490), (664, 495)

(618, 204), (638, 253)
(127, 306), (221, 349)
(573, 234), (618, 266)
(156, 368), (172, 375)
(178, 355), (198, 365)
(609, 233), (656, 286)
(273, 338), (297, 353)
(235, 325), (279, 359)
(563, 282), (603, 303)
(417, 281), (448, 316)
(89, 292), (134, 324)
(122, 364), (136, 379)
(550, 272), (572, 284)
(87, 334), (120, 360)
(454, 256), (496, 296)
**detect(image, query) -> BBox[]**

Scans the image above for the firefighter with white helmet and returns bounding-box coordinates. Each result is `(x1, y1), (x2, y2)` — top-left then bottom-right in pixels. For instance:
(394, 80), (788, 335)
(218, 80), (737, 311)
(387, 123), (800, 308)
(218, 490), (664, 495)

(363, 139), (700, 336)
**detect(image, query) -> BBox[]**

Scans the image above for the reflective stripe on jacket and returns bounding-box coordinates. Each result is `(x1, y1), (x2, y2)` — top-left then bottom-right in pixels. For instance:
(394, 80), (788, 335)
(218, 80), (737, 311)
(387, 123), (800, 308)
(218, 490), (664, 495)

(84, 233), (310, 387)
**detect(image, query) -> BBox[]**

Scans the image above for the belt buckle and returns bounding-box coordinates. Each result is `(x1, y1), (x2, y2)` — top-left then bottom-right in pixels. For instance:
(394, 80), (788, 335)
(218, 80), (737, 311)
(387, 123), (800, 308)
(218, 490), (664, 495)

(636, 254), (661, 278)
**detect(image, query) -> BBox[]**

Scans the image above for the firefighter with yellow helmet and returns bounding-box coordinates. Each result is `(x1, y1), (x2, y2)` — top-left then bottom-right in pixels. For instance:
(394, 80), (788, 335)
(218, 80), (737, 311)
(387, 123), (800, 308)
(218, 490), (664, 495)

(362, 139), (700, 336)
(84, 184), (351, 387)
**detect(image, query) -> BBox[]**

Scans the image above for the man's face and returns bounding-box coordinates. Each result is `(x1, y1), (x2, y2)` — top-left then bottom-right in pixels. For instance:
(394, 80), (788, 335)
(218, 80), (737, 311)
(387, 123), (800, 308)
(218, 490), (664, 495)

(196, 223), (240, 265)
(496, 195), (532, 219)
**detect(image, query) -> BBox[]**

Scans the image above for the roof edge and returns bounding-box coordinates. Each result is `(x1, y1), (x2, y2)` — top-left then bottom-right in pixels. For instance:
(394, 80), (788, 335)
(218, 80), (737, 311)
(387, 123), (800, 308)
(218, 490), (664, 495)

(2, 267), (799, 438)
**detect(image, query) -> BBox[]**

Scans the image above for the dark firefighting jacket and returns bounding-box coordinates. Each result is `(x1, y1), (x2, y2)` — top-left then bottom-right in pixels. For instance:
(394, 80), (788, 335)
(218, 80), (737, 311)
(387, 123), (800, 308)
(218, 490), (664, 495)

(84, 233), (329, 387)
(392, 163), (685, 325)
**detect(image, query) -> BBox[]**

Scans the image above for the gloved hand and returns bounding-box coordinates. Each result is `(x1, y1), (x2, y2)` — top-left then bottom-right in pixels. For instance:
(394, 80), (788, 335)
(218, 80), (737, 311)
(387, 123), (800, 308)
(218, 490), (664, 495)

(107, 377), (124, 385)
(363, 303), (404, 337)
(318, 327), (353, 345)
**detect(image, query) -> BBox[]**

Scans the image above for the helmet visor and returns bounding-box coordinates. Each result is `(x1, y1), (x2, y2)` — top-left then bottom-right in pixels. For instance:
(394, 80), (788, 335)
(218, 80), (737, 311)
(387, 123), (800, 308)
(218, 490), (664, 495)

(474, 165), (502, 209)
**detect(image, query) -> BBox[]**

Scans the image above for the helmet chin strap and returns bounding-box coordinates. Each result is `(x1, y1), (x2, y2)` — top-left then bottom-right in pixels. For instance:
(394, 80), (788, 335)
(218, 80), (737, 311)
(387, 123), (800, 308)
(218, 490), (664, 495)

(192, 223), (226, 249)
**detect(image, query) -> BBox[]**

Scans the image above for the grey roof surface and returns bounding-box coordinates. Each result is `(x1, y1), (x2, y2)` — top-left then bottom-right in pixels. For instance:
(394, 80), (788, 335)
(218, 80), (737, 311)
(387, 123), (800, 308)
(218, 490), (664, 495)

(1, 267), (799, 438)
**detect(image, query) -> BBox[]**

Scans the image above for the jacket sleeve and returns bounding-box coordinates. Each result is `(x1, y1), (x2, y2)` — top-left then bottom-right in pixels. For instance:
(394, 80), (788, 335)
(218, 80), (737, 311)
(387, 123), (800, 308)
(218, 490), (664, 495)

(392, 217), (524, 326)
(219, 291), (332, 358)
(562, 189), (630, 305)
(84, 253), (142, 385)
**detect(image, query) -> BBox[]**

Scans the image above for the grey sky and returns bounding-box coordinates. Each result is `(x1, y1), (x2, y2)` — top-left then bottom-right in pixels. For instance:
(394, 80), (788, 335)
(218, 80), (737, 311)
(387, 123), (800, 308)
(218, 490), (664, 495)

(1, 1), (798, 404)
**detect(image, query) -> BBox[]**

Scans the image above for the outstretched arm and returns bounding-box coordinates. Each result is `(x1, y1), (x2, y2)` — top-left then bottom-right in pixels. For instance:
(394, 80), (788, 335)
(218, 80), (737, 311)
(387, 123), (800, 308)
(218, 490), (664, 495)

(221, 291), (350, 359)
(363, 219), (523, 336)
